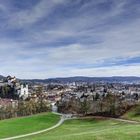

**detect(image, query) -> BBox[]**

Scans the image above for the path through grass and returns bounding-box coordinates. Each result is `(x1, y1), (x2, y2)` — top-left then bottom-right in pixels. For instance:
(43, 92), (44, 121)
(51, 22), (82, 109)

(0, 112), (60, 139)
(19, 118), (140, 140)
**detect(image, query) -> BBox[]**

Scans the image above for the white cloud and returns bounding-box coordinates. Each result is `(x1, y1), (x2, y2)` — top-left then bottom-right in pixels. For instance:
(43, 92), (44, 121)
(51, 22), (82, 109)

(0, 0), (140, 78)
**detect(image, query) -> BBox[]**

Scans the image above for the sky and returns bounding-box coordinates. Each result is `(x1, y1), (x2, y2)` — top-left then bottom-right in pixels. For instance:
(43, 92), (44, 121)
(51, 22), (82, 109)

(0, 0), (140, 79)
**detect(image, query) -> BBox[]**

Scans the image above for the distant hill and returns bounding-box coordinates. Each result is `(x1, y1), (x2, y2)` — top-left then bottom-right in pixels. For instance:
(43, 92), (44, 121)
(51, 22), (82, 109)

(23, 76), (140, 84)
(0, 75), (5, 80)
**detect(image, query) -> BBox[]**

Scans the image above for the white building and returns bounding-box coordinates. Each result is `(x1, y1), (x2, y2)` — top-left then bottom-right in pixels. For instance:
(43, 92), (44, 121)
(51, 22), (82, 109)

(17, 84), (29, 99)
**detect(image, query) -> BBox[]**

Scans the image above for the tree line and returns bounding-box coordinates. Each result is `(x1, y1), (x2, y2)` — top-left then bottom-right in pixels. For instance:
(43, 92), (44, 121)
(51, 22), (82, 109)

(58, 92), (135, 117)
(0, 85), (18, 99)
(0, 98), (50, 120)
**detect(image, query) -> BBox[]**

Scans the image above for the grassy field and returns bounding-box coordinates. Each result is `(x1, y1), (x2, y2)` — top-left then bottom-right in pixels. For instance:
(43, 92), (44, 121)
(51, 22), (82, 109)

(19, 118), (140, 140)
(122, 105), (140, 121)
(0, 112), (60, 139)
(1, 110), (140, 140)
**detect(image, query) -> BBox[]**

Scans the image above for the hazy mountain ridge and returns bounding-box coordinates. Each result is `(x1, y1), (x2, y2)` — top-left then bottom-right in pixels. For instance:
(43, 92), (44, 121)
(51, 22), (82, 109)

(1, 75), (140, 83)
(22, 76), (140, 84)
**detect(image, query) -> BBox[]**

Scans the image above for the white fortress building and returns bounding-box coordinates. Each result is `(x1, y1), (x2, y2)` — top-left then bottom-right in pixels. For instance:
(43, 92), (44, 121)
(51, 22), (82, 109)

(7, 76), (16, 87)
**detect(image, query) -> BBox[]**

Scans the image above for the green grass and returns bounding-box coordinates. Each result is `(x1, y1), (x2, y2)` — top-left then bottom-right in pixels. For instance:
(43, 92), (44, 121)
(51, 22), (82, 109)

(1, 110), (140, 140)
(122, 105), (140, 121)
(0, 112), (60, 139)
(20, 118), (140, 140)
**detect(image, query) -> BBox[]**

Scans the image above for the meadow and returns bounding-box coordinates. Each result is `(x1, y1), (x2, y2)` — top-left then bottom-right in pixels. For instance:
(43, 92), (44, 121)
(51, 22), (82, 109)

(20, 118), (140, 140)
(1, 107), (140, 140)
(0, 112), (60, 139)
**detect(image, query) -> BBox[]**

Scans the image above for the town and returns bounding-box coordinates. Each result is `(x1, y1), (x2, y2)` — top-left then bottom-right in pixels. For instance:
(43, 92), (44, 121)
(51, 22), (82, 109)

(0, 75), (140, 120)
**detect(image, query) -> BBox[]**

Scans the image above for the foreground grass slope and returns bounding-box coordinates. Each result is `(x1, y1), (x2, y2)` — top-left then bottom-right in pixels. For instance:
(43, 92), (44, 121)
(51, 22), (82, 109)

(0, 112), (60, 139)
(122, 105), (140, 121)
(20, 118), (140, 140)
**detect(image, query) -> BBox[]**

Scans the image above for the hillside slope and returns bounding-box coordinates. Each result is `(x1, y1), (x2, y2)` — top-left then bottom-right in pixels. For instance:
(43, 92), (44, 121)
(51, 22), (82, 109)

(122, 104), (140, 121)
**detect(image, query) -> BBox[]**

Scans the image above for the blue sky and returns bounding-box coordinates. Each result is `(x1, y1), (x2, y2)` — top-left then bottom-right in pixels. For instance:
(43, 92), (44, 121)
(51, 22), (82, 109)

(0, 0), (140, 79)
